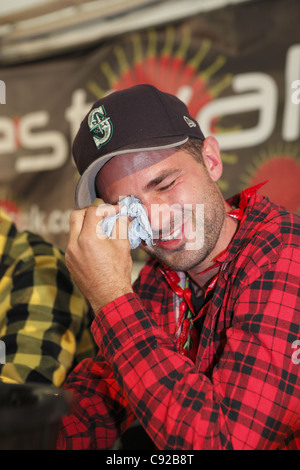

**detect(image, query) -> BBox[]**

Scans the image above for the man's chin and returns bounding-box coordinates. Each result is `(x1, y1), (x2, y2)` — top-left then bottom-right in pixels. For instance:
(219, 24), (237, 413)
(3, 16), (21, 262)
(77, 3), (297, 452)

(143, 243), (206, 272)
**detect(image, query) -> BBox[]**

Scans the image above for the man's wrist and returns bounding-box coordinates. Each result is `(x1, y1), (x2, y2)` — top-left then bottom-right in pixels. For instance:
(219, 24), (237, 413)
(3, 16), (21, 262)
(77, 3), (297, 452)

(90, 286), (134, 315)
(91, 293), (158, 358)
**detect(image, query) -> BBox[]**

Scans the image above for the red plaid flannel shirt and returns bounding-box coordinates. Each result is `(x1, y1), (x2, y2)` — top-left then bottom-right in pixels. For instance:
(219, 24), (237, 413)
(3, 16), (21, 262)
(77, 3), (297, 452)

(57, 192), (300, 450)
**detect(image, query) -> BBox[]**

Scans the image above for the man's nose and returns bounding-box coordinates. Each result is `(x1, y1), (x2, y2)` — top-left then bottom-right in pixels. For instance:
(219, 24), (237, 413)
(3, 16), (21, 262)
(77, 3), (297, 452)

(142, 197), (172, 236)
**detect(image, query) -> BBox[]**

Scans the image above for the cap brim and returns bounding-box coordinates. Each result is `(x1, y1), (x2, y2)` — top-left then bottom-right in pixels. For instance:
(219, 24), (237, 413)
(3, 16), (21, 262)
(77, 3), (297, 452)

(75, 137), (189, 208)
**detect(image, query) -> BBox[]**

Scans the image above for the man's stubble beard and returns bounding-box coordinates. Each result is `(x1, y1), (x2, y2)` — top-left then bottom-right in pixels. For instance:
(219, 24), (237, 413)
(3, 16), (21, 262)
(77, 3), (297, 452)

(142, 185), (226, 272)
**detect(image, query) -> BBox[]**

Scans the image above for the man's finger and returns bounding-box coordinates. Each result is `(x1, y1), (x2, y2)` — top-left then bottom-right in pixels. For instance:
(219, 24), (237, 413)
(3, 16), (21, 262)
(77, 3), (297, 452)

(96, 203), (120, 220)
(80, 205), (119, 242)
(68, 209), (87, 244)
(92, 198), (121, 220)
(111, 215), (131, 242)
(91, 198), (105, 207)
(66, 209), (87, 269)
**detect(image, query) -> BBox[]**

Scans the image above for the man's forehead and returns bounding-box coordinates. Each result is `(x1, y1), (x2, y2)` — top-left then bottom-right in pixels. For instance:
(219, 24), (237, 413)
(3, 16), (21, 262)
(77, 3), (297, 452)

(96, 147), (182, 186)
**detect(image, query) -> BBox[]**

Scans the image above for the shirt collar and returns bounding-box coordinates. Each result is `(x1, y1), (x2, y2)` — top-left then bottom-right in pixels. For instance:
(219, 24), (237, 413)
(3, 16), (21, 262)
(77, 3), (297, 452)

(216, 182), (267, 265)
(157, 182), (267, 297)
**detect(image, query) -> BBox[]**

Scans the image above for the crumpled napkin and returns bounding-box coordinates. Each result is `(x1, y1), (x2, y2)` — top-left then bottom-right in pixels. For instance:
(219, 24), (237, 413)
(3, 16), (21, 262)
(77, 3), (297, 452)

(101, 195), (153, 249)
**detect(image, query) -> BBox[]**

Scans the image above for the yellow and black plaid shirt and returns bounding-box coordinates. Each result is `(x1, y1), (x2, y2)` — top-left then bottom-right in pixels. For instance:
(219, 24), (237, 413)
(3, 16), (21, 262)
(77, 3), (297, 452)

(0, 209), (95, 386)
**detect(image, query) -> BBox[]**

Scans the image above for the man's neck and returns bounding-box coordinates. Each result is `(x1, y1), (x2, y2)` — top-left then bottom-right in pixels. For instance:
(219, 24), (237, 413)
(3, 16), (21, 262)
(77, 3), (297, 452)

(187, 210), (239, 295)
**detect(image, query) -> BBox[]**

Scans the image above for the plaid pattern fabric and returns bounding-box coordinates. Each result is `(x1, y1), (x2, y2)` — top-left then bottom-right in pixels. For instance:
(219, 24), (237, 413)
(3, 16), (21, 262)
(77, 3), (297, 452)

(57, 192), (300, 450)
(0, 209), (95, 386)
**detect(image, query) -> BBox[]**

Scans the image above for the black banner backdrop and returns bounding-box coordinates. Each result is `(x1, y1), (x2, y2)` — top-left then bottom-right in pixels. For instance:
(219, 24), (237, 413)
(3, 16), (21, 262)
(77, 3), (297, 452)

(0, 0), (299, 260)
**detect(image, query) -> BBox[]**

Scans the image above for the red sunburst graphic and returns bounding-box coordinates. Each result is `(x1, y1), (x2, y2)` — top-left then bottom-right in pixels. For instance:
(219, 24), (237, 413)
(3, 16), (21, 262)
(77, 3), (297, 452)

(89, 32), (231, 134)
(248, 155), (300, 213)
(114, 58), (214, 116)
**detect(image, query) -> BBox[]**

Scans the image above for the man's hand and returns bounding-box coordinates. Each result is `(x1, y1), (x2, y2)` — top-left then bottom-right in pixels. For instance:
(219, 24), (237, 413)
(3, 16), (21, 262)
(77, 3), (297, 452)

(65, 200), (134, 314)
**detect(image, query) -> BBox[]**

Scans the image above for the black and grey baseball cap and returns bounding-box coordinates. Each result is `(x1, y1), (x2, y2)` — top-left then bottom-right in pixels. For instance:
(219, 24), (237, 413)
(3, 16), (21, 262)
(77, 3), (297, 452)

(73, 84), (205, 208)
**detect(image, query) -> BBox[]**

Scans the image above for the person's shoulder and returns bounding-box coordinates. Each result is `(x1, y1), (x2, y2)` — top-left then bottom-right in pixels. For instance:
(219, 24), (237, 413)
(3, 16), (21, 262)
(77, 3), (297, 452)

(0, 209), (65, 268)
(237, 194), (300, 270)
(0, 209), (17, 242)
(253, 196), (300, 246)
(21, 229), (63, 258)
(231, 196), (300, 286)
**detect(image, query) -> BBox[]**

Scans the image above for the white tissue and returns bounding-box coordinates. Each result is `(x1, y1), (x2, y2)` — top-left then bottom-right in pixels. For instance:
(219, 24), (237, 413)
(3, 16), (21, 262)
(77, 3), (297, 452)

(101, 195), (153, 249)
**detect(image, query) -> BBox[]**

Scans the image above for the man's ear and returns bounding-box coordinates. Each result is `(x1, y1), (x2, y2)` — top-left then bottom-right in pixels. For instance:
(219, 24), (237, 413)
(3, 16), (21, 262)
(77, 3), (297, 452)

(201, 136), (223, 182)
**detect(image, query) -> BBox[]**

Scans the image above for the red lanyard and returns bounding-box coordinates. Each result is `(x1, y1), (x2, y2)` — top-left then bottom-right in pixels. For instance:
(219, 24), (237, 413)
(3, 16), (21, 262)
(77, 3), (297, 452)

(159, 264), (198, 361)
(158, 183), (265, 361)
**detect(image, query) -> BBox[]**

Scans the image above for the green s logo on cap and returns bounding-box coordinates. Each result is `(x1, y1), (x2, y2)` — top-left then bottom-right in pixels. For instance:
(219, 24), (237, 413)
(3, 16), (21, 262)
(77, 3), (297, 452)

(88, 105), (113, 149)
